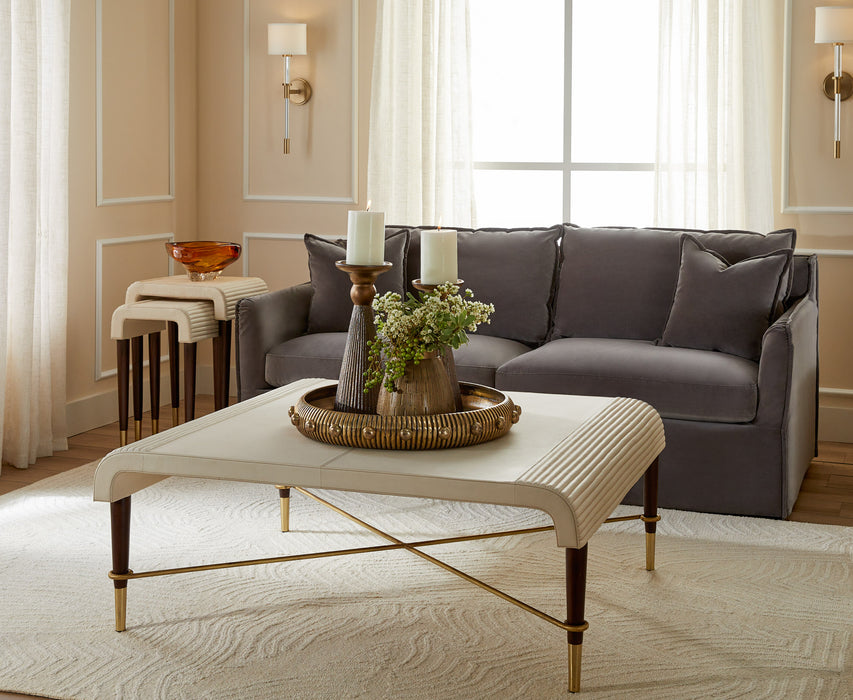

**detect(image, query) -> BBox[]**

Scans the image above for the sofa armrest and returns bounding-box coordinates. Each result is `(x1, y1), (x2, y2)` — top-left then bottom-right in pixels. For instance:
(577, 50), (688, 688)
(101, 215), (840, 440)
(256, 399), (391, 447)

(235, 283), (313, 401)
(755, 254), (818, 513)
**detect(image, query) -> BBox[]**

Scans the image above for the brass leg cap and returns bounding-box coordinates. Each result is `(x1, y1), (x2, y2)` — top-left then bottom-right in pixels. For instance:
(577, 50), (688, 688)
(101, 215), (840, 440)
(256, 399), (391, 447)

(172, 407), (179, 426)
(114, 588), (127, 632)
(119, 430), (128, 447)
(134, 421), (142, 442)
(151, 418), (159, 435)
(569, 643), (582, 693)
(646, 532), (656, 571)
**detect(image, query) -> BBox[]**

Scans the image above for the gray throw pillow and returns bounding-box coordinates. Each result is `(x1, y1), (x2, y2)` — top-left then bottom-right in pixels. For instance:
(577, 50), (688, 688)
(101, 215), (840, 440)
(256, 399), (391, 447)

(305, 229), (409, 334)
(660, 235), (792, 361)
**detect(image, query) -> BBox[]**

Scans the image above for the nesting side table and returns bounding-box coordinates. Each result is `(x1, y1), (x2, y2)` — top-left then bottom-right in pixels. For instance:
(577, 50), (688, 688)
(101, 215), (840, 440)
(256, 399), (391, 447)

(111, 275), (268, 445)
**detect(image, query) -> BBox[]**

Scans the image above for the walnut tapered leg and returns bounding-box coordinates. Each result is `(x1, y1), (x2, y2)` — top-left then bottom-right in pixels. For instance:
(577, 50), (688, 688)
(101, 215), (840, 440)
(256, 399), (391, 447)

(275, 486), (291, 532)
(110, 497), (131, 632)
(566, 545), (588, 693)
(131, 336), (143, 441)
(116, 339), (129, 446)
(183, 342), (197, 422)
(168, 322), (180, 427)
(642, 457), (660, 571)
(212, 321), (232, 411)
(148, 332), (161, 434)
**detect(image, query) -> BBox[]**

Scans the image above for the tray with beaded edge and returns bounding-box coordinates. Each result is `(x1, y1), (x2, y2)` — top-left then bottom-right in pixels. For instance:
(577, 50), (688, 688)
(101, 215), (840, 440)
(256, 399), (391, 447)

(288, 382), (522, 450)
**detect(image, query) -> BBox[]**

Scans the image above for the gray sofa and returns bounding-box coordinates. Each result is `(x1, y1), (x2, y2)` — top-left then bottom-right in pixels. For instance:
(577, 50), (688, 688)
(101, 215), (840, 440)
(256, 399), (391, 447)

(236, 224), (818, 519)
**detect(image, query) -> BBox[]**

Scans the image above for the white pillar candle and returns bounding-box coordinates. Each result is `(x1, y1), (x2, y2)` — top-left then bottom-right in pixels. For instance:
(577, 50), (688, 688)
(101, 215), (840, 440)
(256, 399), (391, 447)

(346, 210), (385, 265)
(420, 229), (458, 284)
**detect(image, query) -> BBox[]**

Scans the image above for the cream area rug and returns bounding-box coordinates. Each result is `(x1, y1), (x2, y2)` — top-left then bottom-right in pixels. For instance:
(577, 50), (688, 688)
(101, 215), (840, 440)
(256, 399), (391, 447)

(1, 463), (851, 699)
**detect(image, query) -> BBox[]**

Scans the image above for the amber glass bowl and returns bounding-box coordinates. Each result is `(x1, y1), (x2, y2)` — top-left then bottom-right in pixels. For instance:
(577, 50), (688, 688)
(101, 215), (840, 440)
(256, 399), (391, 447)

(166, 241), (241, 281)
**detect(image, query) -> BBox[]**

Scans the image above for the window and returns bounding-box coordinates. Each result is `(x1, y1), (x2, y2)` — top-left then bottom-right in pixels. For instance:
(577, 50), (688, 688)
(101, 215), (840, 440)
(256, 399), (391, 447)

(469, 0), (659, 228)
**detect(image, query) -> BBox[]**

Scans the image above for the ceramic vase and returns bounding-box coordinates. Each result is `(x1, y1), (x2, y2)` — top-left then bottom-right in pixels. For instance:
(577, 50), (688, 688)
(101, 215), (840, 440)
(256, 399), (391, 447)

(376, 351), (456, 416)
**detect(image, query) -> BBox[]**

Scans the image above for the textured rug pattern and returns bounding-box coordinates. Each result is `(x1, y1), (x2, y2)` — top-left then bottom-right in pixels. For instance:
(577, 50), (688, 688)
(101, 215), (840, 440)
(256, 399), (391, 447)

(1, 463), (852, 699)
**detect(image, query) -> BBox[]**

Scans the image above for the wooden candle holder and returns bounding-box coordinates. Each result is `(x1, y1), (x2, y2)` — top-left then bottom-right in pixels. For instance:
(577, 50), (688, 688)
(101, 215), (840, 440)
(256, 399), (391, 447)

(333, 261), (393, 414)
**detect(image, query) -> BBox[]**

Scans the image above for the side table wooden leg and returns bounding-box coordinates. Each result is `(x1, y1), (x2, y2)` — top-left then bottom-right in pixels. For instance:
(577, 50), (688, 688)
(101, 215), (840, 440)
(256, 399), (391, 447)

(275, 486), (291, 532)
(116, 339), (129, 446)
(110, 497), (131, 632)
(212, 323), (225, 411)
(184, 342), (197, 422)
(148, 332), (161, 434)
(566, 545), (588, 693)
(642, 457), (660, 571)
(168, 322), (180, 427)
(222, 320), (232, 408)
(131, 336), (143, 442)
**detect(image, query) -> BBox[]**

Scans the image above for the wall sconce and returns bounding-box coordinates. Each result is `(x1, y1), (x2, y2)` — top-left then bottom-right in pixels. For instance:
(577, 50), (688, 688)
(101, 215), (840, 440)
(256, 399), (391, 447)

(815, 6), (853, 158)
(268, 23), (312, 155)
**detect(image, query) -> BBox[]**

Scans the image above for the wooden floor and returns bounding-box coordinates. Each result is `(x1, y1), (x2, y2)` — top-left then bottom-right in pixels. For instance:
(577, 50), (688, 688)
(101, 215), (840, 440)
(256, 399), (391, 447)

(0, 399), (851, 700)
(2, 394), (853, 526)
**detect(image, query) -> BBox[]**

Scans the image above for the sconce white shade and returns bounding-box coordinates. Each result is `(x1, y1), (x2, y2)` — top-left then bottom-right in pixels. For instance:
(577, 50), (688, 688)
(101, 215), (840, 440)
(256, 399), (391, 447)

(268, 23), (307, 55)
(815, 6), (853, 43)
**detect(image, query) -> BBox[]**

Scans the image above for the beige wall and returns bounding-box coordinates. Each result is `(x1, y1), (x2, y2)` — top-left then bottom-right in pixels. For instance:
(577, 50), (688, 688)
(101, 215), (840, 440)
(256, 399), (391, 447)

(67, 0), (853, 440)
(765, 0), (853, 439)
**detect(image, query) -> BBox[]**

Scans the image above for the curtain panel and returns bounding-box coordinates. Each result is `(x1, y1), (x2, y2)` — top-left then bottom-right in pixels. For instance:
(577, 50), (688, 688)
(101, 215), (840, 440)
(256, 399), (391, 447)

(0, 0), (70, 471)
(654, 0), (774, 232)
(367, 0), (476, 228)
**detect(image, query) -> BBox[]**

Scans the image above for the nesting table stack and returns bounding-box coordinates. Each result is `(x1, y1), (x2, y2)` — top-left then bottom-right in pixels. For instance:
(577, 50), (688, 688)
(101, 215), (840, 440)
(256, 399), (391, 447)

(110, 275), (268, 445)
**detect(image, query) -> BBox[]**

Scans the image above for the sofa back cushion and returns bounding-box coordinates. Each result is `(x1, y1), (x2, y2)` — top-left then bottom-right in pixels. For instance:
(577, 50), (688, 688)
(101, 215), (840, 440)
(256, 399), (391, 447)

(305, 229), (409, 334)
(551, 226), (796, 341)
(405, 225), (563, 345)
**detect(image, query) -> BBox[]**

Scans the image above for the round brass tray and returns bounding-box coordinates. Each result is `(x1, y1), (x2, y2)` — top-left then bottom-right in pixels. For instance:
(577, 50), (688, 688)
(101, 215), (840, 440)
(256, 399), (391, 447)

(289, 382), (521, 450)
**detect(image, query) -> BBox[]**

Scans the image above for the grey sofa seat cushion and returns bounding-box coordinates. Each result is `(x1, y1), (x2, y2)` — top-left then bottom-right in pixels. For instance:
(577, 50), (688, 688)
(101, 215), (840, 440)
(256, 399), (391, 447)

(496, 338), (759, 423)
(552, 226), (796, 341)
(265, 332), (348, 387)
(264, 331), (530, 392)
(451, 334), (532, 387)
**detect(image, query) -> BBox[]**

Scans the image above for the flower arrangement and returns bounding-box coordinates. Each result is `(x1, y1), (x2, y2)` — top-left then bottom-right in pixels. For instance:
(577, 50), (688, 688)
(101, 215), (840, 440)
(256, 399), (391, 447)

(365, 283), (495, 394)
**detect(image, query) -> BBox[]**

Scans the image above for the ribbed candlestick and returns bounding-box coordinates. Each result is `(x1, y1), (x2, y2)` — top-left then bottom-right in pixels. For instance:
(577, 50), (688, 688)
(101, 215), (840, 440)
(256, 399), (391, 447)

(334, 261), (392, 414)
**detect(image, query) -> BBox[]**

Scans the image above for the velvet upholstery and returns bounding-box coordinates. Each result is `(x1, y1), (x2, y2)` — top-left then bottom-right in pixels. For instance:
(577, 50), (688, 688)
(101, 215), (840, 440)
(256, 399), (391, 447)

(405, 225), (562, 345)
(551, 225), (797, 341)
(660, 235), (792, 360)
(496, 338), (759, 423)
(234, 223), (817, 519)
(305, 229), (409, 334)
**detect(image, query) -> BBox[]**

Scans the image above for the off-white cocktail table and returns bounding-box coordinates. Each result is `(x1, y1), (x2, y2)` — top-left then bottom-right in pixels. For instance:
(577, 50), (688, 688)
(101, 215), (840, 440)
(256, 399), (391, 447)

(94, 378), (665, 693)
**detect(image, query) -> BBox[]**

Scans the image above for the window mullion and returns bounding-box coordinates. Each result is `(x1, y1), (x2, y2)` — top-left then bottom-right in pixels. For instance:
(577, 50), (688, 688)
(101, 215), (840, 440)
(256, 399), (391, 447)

(563, 0), (573, 223)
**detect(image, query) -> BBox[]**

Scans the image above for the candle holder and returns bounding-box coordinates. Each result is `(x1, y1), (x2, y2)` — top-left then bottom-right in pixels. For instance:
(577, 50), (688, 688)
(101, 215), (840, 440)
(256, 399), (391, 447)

(412, 279), (465, 412)
(333, 261), (393, 413)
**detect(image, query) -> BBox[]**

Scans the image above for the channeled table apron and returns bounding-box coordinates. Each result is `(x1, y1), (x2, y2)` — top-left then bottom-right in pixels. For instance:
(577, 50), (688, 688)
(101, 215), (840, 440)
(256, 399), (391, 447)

(94, 378), (665, 694)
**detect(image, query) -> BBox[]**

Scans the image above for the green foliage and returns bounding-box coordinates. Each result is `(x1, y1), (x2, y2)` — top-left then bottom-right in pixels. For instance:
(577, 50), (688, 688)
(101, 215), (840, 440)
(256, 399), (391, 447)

(364, 283), (494, 393)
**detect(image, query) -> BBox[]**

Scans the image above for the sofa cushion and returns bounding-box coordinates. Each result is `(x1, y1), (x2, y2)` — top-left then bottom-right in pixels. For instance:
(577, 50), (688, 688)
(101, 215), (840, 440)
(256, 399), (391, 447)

(660, 235), (792, 361)
(405, 225), (562, 346)
(305, 229), (409, 334)
(451, 334), (532, 387)
(265, 332), (348, 387)
(551, 226), (796, 341)
(496, 338), (759, 423)
(264, 331), (530, 392)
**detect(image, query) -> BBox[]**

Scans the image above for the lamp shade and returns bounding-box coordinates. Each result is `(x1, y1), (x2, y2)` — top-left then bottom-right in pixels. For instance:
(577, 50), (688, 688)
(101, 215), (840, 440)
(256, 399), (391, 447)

(268, 23), (307, 55)
(815, 6), (853, 43)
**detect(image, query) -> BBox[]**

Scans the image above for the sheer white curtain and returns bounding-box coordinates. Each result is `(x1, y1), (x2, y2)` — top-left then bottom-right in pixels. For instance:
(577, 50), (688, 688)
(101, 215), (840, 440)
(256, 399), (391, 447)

(654, 0), (774, 231)
(367, 0), (476, 227)
(0, 0), (70, 471)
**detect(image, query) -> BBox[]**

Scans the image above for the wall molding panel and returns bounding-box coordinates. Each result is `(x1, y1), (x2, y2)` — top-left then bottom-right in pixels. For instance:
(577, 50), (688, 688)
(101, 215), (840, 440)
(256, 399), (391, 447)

(781, 0), (853, 214)
(96, 0), (175, 206)
(242, 0), (359, 203)
(94, 233), (174, 381)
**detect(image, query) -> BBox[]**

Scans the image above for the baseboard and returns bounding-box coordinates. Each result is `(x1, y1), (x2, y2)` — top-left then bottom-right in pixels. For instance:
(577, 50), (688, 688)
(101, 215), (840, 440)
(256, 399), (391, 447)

(817, 404), (853, 443)
(65, 365), (238, 437)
